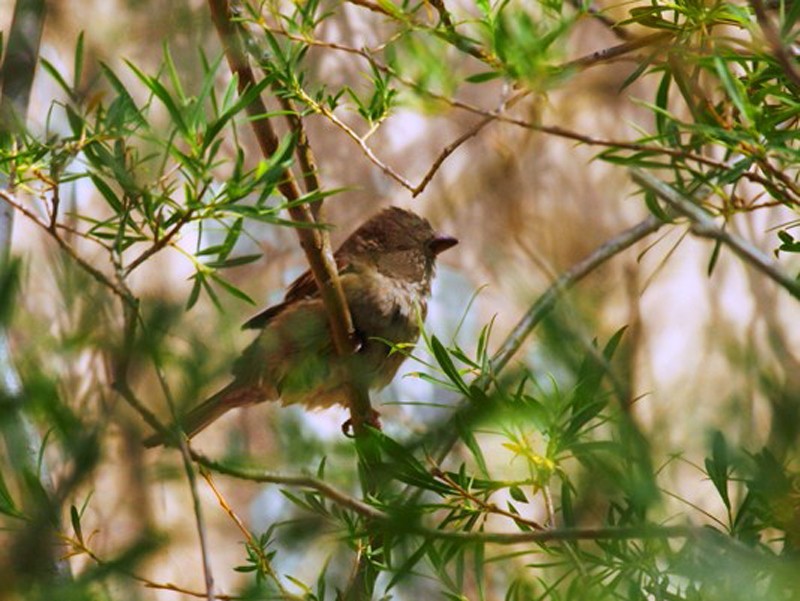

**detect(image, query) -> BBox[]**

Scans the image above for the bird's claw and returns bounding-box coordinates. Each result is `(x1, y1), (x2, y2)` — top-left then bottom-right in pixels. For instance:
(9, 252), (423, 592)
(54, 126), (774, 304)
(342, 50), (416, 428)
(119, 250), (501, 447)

(341, 408), (382, 438)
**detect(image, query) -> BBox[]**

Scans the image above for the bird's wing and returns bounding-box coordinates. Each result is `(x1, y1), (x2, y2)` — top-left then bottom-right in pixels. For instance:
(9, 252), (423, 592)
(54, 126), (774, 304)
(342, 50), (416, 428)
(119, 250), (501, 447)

(242, 253), (354, 330)
(241, 301), (289, 330)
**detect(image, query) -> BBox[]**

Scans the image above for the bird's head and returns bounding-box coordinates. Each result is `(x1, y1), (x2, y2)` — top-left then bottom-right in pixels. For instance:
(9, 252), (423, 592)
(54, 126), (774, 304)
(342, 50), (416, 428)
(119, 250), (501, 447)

(340, 207), (458, 285)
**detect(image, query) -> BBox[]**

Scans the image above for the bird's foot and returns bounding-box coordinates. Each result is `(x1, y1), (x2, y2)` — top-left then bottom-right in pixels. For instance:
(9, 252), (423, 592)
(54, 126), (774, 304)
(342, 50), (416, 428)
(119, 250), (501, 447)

(341, 408), (382, 438)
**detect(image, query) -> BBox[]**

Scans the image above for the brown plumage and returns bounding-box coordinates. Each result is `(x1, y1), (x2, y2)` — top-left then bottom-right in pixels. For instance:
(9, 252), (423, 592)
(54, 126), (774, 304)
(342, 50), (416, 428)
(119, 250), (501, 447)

(144, 207), (457, 447)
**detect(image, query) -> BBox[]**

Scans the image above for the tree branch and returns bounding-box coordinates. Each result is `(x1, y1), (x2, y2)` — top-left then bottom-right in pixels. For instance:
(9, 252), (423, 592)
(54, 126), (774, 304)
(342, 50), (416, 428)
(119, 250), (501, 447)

(257, 25), (792, 201)
(206, 0), (372, 429)
(193, 450), (699, 544)
(200, 468), (306, 601)
(179, 440), (217, 601)
(192, 450), (387, 521)
(489, 214), (664, 375)
(630, 169), (800, 301)
(0, 189), (132, 303)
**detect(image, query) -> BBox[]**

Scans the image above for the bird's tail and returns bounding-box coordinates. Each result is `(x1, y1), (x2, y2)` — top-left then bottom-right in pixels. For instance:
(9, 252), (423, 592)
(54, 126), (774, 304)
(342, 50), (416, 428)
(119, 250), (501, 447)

(143, 382), (265, 448)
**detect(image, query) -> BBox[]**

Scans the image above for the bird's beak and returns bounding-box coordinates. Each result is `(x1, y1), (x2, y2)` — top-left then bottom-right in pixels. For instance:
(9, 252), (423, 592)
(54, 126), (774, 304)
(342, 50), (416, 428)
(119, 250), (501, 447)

(429, 234), (458, 256)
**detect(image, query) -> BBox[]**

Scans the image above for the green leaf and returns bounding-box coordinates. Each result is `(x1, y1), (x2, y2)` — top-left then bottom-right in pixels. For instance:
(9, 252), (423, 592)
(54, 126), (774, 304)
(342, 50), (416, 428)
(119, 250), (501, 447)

(209, 272), (256, 305)
(783, 0), (800, 35)
(713, 56), (753, 128)
(163, 42), (186, 105)
(220, 218), (244, 260)
(619, 56), (653, 93)
(643, 189), (671, 222)
(655, 71), (672, 136)
(186, 273), (203, 310)
(74, 31), (85, 93)
(509, 485), (528, 503)
(99, 63), (147, 128)
(705, 430), (730, 510)
(430, 336), (470, 395)
(126, 60), (188, 135)
(386, 541), (430, 591)
(465, 71), (502, 83)
(602, 326), (627, 361)
(40, 58), (73, 98)
(0, 469), (21, 518)
(458, 418), (489, 476)
(90, 174), (122, 212)
(70, 504), (84, 544)
(204, 254), (262, 269)
(707, 238), (722, 276)
(202, 74), (274, 150)
(777, 230), (795, 245)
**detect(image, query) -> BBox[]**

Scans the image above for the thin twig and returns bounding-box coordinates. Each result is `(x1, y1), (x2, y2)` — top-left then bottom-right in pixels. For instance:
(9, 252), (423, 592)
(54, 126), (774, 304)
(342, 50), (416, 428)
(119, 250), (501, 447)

(142, 582), (238, 600)
(258, 18), (799, 204)
(192, 451), (387, 520)
(200, 468), (305, 601)
(62, 533), (241, 600)
(344, 0), (497, 67)
(0, 189), (132, 303)
(260, 26), (715, 198)
(433, 468), (546, 531)
(346, 0), (397, 18)
(122, 207), (195, 278)
(179, 440), (217, 601)
(411, 114), (496, 197)
(565, 0), (633, 40)
(430, 524), (699, 544)
(293, 86), (417, 191)
(630, 169), (800, 301)
(563, 32), (673, 70)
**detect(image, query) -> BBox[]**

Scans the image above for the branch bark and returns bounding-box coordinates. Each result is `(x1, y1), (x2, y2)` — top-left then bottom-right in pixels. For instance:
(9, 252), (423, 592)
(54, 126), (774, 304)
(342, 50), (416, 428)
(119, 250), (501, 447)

(206, 0), (374, 429)
(630, 169), (800, 301)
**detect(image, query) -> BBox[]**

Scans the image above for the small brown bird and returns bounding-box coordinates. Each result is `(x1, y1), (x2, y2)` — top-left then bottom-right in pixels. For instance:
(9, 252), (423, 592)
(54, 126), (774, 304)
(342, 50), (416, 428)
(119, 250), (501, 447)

(144, 207), (457, 447)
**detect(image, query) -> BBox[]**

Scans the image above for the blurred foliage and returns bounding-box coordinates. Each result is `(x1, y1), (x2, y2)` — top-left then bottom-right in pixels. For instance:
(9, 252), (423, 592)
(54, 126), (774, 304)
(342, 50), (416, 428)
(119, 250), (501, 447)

(1, 0), (800, 599)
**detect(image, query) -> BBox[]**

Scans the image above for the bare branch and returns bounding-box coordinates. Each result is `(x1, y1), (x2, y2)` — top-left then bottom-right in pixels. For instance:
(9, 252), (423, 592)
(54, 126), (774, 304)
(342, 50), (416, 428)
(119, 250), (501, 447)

(180, 443), (216, 601)
(122, 208), (195, 278)
(200, 468), (305, 601)
(411, 114), (496, 197)
(631, 169), (800, 301)
(192, 450), (387, 520)
(293, 86), (417, 191)
(564, 32), (673, 70)
(0, 189), (133, 303)
(489, 215), (664, 375)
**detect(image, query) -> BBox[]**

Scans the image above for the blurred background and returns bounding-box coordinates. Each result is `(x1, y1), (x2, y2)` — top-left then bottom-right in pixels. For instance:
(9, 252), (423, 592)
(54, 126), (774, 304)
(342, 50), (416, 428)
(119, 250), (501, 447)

(2, 0), (799, 598)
